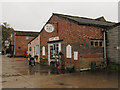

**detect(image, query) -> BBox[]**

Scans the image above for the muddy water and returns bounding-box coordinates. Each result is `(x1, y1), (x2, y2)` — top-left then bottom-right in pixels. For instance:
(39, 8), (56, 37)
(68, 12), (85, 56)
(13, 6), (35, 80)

(2, 56), (119, 88)
(20, 63), (65, 76)
(18, 61), (119, 88)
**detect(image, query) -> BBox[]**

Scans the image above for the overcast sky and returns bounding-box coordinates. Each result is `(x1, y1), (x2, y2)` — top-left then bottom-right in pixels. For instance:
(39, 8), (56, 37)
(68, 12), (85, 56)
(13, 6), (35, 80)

(1, 1), (119, 32)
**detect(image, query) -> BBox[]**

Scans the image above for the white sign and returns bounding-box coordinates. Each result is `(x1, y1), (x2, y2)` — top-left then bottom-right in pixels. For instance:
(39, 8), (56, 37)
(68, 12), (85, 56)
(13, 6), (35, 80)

(74, 51), (78, 60)
(44, 24), (54, 33)
(49, 36), (59, 41)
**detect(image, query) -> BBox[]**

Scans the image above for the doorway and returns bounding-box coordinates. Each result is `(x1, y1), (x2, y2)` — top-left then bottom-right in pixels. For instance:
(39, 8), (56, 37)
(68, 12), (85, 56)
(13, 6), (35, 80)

(48, 43), (61, 65)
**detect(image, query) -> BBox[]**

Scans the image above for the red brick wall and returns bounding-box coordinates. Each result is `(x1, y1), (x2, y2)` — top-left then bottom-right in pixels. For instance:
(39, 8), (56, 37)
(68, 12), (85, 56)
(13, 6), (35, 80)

(15, 36), (35, 56)
(40, 15), (104, 69)
(40, 16), (103, 45)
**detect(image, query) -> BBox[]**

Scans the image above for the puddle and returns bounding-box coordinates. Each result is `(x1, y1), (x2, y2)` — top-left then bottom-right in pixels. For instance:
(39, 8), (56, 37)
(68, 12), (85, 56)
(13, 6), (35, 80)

(15, 61), (119, 79)
(17, 63), (67, 76)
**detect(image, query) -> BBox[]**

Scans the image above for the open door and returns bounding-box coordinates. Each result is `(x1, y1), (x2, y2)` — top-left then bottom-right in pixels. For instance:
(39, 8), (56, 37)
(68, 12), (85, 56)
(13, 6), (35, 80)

(48, 43), (61, 65)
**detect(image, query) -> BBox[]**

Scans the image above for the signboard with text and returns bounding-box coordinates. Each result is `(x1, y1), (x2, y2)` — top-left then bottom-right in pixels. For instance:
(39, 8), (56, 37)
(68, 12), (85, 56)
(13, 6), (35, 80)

(49, 36), (59, 41)
(44, 24), (54, 33)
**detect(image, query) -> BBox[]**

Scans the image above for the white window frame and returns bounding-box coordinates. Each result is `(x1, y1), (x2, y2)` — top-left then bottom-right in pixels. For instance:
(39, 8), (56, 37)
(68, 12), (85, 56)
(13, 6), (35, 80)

(66, 45), (72, 58)
(36, 45), (39, 55)
(74, 51), (78, 60)
(42, 46), (45, 56)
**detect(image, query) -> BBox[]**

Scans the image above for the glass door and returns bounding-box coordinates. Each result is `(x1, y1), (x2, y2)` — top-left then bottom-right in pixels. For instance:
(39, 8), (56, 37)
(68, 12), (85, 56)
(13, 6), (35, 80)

(48, 43), (61, 65)
(50, 43), (59, 59)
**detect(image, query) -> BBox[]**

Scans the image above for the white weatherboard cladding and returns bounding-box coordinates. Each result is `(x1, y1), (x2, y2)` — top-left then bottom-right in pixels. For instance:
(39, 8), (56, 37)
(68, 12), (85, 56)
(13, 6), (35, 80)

(74, 51), (78, 60)
(66, 45), (72, 58)
(42, 46), (45, 56)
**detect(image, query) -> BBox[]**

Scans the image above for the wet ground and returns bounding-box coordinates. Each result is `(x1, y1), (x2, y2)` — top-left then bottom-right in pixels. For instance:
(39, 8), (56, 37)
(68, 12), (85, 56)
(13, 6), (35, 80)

(1, 55), (119, 88)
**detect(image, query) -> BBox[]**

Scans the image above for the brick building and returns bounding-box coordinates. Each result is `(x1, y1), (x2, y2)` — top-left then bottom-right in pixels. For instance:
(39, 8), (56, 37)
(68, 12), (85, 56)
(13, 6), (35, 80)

(37, 13), (117, 70)
(11, 31), (39, 57)
(27, 13), (118, 70)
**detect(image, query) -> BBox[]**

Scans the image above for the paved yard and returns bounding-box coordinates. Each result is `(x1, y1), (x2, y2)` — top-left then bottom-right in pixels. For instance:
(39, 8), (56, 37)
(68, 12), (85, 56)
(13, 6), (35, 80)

(1, 55), (119, 88)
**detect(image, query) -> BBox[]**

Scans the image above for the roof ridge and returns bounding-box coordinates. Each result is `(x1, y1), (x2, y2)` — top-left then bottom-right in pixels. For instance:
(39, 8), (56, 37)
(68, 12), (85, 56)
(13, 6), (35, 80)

(53, 13), (115, 24)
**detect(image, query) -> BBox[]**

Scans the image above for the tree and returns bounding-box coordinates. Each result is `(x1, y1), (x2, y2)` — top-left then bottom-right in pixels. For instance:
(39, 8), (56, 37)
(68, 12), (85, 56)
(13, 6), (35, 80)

(0, 22), (14, 54)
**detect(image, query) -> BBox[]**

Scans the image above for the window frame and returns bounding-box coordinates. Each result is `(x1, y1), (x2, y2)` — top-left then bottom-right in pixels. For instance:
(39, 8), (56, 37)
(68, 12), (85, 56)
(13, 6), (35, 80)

(66, 44), (72, 58)
(90, 40), (103, 47)
(42, 46), (45, 56)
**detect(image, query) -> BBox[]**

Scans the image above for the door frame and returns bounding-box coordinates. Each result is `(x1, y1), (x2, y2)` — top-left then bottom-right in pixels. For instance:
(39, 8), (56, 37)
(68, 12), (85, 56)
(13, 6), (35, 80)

(48, 42), (61, 65)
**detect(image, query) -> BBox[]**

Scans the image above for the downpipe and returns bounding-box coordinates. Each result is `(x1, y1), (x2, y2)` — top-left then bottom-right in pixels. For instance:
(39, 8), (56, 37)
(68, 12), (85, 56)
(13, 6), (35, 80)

(103, 31), (107, 66)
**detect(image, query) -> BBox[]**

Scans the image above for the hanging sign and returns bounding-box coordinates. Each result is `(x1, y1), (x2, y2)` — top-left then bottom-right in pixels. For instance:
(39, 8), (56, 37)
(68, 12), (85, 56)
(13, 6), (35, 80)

(44, 24), (54, 33)
(49, 36), (59, 41)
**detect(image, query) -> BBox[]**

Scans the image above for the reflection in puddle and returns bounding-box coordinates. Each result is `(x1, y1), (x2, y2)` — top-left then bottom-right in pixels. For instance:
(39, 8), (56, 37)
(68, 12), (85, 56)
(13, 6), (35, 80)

(19, 62), (118, 79)
(27, 64), (65, 75)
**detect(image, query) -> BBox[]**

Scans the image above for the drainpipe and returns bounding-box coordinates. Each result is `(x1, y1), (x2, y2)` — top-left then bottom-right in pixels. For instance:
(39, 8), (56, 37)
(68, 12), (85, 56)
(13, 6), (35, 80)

(103, 30), (107, 65)
(14, 33), (16, 56)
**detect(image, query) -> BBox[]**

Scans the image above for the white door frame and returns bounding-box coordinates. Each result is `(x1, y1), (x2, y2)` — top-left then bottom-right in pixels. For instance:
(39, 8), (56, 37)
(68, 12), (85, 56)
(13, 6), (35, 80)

(48, 42), (61, 65)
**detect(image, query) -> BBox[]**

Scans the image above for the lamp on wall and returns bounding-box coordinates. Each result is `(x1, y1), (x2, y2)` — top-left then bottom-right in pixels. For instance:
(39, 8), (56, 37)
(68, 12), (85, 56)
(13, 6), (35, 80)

(52, 22), (58, 34)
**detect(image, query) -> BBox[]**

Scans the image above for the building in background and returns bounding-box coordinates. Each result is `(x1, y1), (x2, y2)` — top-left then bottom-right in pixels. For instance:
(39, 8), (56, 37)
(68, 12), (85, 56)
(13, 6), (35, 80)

(28, 34), (40, 62)
(11, 31), (39, 57)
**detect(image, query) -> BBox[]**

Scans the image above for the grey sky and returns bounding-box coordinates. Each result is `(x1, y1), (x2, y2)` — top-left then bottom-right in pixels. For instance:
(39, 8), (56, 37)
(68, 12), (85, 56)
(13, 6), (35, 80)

(1, 2), (118, 32)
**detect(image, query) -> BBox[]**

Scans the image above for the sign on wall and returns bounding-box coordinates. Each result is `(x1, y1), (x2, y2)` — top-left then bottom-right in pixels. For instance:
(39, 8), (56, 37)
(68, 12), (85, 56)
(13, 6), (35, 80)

(49, 36), (59, 41)
(44, 24), (54, 33)
(74, 51), (78, 60)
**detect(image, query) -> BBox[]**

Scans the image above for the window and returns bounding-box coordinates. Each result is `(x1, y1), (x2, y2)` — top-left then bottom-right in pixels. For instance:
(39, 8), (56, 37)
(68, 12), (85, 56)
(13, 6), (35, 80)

(42, 46), (45, 56)
(29, 47), (31, 51)
(99, 42), (103, 46)
(74, 51), (78, 60)
(66, 45), (72, 58)
(91, 40), (103, 47)
(34, 47), (36, 56)
(18, 47), (21, 49)
(95, 42), (98, 46)
(36, 45), (39, 54)
(91, 41), (94, 46)
(26, 36), (29, 40)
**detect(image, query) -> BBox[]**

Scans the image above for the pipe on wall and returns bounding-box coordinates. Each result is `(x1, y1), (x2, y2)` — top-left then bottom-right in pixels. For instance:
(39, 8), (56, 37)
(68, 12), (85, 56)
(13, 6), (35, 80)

(103, 31), (107, 64)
